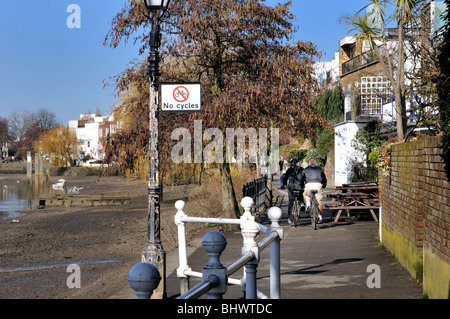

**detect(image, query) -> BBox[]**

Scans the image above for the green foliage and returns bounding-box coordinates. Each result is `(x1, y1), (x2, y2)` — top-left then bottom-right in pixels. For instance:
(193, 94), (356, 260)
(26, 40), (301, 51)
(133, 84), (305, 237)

(368, 147), (380, 166)
(289, 149), (307, 161)
(350, 164), (378, 182)
(308, 85), (344, 167)
(420, 292), (429, 299)
(316, 130), (334, 158)
(306, 148), (326, 168)
(312, 86), (345, 123)
(371, 139), (404, 178)
(350, 122), (384, 181)
(351, 122), (383, 165)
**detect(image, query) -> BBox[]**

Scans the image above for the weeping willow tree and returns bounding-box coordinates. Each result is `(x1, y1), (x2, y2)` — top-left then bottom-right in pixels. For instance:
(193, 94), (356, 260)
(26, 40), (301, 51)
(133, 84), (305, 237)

(33, 127), (79, 167)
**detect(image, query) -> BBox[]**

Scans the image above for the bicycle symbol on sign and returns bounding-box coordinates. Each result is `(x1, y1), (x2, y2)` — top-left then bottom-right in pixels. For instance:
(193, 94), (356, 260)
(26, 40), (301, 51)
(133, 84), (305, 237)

(173, 86), (189, 103)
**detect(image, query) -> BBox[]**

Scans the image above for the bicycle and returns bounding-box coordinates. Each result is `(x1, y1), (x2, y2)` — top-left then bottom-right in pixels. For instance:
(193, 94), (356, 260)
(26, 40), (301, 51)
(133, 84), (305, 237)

(291, 190), (302, 227)
(310, 190), (319, 230)
(292, 191), (301, 227)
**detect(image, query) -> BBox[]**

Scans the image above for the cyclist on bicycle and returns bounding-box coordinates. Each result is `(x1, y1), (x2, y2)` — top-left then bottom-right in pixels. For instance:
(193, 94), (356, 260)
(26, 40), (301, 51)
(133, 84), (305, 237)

(300, 158), (327, 224)
(283, 159), (304, 224)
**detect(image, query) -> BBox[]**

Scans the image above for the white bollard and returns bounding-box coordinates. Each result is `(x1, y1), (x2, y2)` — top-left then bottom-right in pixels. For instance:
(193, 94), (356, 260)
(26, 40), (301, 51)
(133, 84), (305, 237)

(268, 206), (283, 299)
(174, 200), (191, 294)
(240, 198), (260, 299)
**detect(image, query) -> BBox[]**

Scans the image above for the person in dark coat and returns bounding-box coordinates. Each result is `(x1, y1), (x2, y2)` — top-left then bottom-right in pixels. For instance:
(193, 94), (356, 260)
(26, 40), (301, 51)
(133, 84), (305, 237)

(284, 159), (304, 224)
(300, 158), (327, 223)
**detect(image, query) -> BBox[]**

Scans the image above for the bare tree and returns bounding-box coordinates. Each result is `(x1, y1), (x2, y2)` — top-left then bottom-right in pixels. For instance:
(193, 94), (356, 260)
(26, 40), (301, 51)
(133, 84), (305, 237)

(8, 110), (35, 143)
(33, 108), (60, 131)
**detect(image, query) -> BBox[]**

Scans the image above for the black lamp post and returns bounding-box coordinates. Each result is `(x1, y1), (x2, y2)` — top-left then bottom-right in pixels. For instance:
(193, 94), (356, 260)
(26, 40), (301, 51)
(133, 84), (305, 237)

(144, 0), (170, 10)
(142, 0), (170, 299)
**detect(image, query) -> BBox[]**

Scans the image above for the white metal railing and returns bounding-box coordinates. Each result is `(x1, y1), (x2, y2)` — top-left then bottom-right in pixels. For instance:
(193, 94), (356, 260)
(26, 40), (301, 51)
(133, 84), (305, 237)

(174, 197), (283, 299)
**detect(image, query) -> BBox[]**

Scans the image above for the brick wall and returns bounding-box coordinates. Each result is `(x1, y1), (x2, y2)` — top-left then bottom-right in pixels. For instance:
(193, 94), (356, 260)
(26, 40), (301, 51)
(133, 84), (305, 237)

(380, 136), (449, 299)
(339, 61), (384, 90)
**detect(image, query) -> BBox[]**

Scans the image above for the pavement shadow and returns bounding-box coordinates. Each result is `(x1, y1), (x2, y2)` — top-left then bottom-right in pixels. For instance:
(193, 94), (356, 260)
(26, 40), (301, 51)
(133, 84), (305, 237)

(280, 258), (365, 277)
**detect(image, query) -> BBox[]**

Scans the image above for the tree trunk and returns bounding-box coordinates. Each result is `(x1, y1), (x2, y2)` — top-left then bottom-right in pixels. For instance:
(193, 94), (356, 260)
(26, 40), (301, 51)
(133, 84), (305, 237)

(219, 162), (240, 220)
(395, 90), (407, 141)
(372, 40), (407, 141)
(396, 6), (407, 141)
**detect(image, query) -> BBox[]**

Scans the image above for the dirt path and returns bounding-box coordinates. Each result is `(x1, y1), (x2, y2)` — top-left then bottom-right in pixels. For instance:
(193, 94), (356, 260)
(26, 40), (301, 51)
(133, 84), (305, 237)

(0, 174), (203, 299)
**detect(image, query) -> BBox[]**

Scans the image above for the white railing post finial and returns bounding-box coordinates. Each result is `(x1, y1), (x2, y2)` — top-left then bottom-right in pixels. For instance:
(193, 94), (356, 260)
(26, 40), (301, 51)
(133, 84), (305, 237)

(174, 200), (186, 224)
(240, 197), (254, 223)
(268, 206), (283, 239)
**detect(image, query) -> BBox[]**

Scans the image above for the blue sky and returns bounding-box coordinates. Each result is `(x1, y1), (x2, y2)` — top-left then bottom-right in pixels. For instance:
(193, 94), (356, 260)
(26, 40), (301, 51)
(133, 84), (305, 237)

(267, 0), (365, 58)
(0, 0), (366, 126)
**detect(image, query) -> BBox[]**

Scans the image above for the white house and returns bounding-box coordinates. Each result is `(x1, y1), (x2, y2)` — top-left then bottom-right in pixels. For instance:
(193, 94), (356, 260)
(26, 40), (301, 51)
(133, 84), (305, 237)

(69, 113), (116, 164)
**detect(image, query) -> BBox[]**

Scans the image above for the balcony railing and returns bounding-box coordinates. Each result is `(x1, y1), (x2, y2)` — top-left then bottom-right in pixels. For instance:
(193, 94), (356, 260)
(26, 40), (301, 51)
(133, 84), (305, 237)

(342, 50), (379, 75)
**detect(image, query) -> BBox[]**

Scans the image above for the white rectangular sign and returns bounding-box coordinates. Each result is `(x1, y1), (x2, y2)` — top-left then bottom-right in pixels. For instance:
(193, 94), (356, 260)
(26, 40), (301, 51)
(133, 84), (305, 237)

(160, 83), (201, 113)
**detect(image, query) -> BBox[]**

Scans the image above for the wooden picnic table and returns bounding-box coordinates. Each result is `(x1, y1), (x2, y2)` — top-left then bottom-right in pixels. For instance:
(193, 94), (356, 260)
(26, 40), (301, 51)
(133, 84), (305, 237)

(335, 181), (379, 197)
(326, 182), (379, 222)
(342, 181), (378, 186)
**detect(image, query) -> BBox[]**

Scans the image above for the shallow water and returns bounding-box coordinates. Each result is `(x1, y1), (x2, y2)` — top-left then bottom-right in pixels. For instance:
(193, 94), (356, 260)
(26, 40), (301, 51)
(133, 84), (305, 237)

(0, 179), (32, 220)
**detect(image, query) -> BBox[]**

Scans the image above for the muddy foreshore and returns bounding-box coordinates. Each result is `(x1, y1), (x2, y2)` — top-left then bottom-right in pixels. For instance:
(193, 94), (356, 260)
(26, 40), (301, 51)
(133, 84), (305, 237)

(0, 174), (201, 299)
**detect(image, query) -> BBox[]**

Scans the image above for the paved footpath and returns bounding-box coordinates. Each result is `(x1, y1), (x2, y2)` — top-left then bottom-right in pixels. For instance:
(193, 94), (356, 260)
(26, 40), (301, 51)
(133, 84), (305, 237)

(111, 183), (423, 300)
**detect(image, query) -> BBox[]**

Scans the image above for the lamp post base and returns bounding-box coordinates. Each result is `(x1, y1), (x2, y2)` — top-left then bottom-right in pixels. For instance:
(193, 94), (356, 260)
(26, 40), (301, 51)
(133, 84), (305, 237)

(142, 244), (166, 299)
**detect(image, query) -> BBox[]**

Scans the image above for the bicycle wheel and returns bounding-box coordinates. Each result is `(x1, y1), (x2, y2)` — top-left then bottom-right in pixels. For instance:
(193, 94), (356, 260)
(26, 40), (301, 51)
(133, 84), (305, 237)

(311, 191), (318, 230)
(293, 199), (299, 227)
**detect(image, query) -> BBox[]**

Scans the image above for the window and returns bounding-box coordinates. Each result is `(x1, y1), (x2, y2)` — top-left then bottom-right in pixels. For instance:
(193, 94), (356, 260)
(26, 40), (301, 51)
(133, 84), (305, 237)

(360, 76), (390, 116)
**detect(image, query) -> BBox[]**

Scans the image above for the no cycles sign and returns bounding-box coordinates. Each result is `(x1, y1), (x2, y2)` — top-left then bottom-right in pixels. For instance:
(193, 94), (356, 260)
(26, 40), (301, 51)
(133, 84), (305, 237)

(161, 83), (201, 113)
(173, 86), (189, 103)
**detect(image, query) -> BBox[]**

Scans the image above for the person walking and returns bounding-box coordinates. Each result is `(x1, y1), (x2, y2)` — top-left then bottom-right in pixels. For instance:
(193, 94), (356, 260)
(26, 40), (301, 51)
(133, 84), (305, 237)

(284, 159), (304, 224)
(300, 158), (327, 223)
(279, 156), (289, 189)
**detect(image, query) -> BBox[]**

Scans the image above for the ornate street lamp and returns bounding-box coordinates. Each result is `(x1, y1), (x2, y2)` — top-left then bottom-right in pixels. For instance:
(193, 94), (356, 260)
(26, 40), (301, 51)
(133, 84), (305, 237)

(144, 0), (170, 10)
(142, 0), (170, 299)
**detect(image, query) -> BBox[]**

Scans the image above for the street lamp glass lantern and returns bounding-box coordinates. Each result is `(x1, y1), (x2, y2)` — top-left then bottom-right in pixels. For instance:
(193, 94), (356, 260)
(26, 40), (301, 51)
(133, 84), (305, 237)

(144, 0), (170, 10)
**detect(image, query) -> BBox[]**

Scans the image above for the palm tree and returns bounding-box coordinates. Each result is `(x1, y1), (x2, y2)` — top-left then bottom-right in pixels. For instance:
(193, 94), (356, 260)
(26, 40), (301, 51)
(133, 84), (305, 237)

(344, 0), (422, 141)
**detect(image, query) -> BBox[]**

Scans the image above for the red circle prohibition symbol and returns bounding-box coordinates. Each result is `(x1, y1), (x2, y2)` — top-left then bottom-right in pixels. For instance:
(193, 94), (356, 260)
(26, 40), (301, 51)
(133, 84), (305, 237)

(173, 86), (189, 103)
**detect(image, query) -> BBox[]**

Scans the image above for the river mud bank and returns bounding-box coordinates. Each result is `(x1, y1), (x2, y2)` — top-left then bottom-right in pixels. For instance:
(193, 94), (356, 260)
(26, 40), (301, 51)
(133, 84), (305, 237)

(0, 174), (202, 299)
